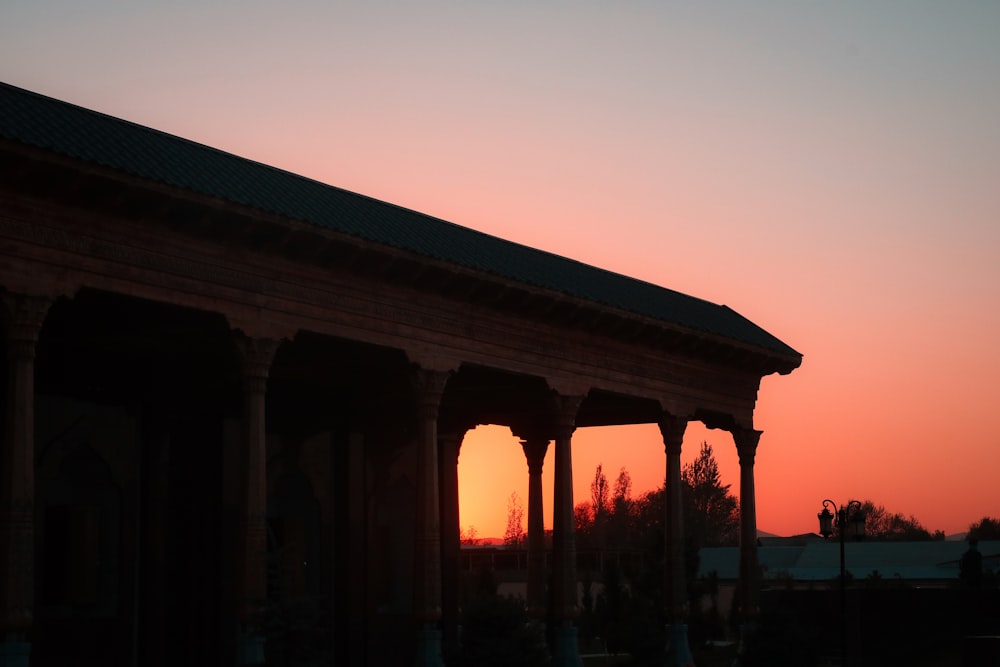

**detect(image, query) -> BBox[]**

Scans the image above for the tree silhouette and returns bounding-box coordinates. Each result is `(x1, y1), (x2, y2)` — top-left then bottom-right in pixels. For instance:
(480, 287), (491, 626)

(503, 491), (525, 546)
(853, 500), (939, 541)
(609, 466), (633, 546)
(460, 525), (481, 546)
(591, 464), (611, 519)
(613, 466), (632, 510)
(967, 516), (1000, 541)
(682, 441), (739, 547)
(589, 463), (611, 549)
(575, 443), (740, 552)
(570, 443), (740, 656)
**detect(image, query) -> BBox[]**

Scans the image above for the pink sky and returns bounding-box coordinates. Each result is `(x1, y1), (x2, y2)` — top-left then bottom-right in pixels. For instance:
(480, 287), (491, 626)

(2, 2), (998, 537)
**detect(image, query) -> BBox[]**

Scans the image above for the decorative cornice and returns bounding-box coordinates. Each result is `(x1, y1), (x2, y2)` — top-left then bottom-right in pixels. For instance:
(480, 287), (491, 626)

(0, 211), (765, 420)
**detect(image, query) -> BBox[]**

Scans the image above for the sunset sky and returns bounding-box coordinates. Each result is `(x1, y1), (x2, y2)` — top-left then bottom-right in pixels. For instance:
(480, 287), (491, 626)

(3, 2), (998, 538)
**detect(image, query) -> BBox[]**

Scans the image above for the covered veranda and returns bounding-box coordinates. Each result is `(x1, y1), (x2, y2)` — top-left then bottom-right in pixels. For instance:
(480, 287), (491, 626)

(0, 82), (801, 666)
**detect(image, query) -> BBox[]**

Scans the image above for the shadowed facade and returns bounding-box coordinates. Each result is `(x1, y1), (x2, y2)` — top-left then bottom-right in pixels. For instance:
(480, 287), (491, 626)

(0, 83), (801, 666)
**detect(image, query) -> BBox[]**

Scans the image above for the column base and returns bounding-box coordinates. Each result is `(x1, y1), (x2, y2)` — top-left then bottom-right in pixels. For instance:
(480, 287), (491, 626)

(0, 642), (31, 667)
(731, 622), (756, 667)
(415, 624), (444, 667)
(665, 623), (695, 667)
(551, 621), (583, 667)
(239, 631), (265, 665)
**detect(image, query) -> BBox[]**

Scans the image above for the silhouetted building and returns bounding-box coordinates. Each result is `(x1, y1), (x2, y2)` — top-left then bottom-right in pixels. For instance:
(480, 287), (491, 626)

(698, 539), (1000, 618)
(0, 82), (801, 666)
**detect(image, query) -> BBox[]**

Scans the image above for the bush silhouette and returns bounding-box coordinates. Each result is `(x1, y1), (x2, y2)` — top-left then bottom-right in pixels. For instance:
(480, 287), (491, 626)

(456, 595), (549, 667)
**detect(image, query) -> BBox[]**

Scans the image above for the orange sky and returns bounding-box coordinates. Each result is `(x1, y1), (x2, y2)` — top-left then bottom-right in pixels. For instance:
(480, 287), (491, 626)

(2, 2), (998, 537)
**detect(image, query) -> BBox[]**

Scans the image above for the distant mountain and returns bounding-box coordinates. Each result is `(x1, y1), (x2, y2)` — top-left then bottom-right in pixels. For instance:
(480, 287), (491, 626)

(463, 536), (504, 546)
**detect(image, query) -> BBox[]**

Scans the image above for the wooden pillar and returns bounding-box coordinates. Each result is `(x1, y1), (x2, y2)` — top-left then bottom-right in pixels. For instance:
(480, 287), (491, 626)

(550, 393), (583, 667)
(658, 414), (694, 667)
(344, 431), (367, 665)
(233, 335), (280, 665)
(139, 424), (171, 667)
(412, 368), (450, 667)
(0, 294), (50, 667)
(520, 436), (550, 620)
(734, 428), (762, 629)
(438, 426), (467, 658)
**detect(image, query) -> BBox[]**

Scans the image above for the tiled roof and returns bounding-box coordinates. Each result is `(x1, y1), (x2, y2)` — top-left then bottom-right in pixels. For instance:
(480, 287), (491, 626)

(0, 82), (801, 364)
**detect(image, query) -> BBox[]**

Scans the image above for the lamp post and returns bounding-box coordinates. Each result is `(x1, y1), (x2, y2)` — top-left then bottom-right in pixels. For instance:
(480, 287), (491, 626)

(818, 499), (865, 667)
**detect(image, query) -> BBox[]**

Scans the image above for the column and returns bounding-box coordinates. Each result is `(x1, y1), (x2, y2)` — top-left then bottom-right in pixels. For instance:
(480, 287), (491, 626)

(234, 335), (280, 666)
(520, 435), (550, 620)
(0, 294), (50, 667)
(344, 431), (367, 665)
(413, 368), (450, 667)
(550, 394), (583, 667)
(734, 427), (762, 656)
(438, 426), (467, 658)
(139, 423), (171, 667)
(658, 414), (694, 667)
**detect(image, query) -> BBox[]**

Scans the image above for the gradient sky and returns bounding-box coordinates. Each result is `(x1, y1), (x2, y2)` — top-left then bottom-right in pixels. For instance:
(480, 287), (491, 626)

(3, 1), (998, 538)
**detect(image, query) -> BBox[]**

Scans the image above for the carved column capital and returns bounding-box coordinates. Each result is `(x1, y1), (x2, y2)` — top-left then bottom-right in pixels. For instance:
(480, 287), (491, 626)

(549, 392), (584, 441)
(520, 437), (550, 475)
(411, 366), (452, 421)
(234, 335), (280, 388)
(658, 413), (688, 457)
(2, 293), (53, 360)
(734, 428), (762, 465)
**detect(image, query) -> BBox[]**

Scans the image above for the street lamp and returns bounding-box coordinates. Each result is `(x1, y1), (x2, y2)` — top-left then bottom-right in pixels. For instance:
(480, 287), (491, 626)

(818, 499), (865, 667)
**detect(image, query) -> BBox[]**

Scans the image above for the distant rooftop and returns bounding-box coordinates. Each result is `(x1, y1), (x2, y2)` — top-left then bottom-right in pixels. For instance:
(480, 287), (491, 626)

(700, 540), (1000, 584)
(0, 82), (801, 369)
